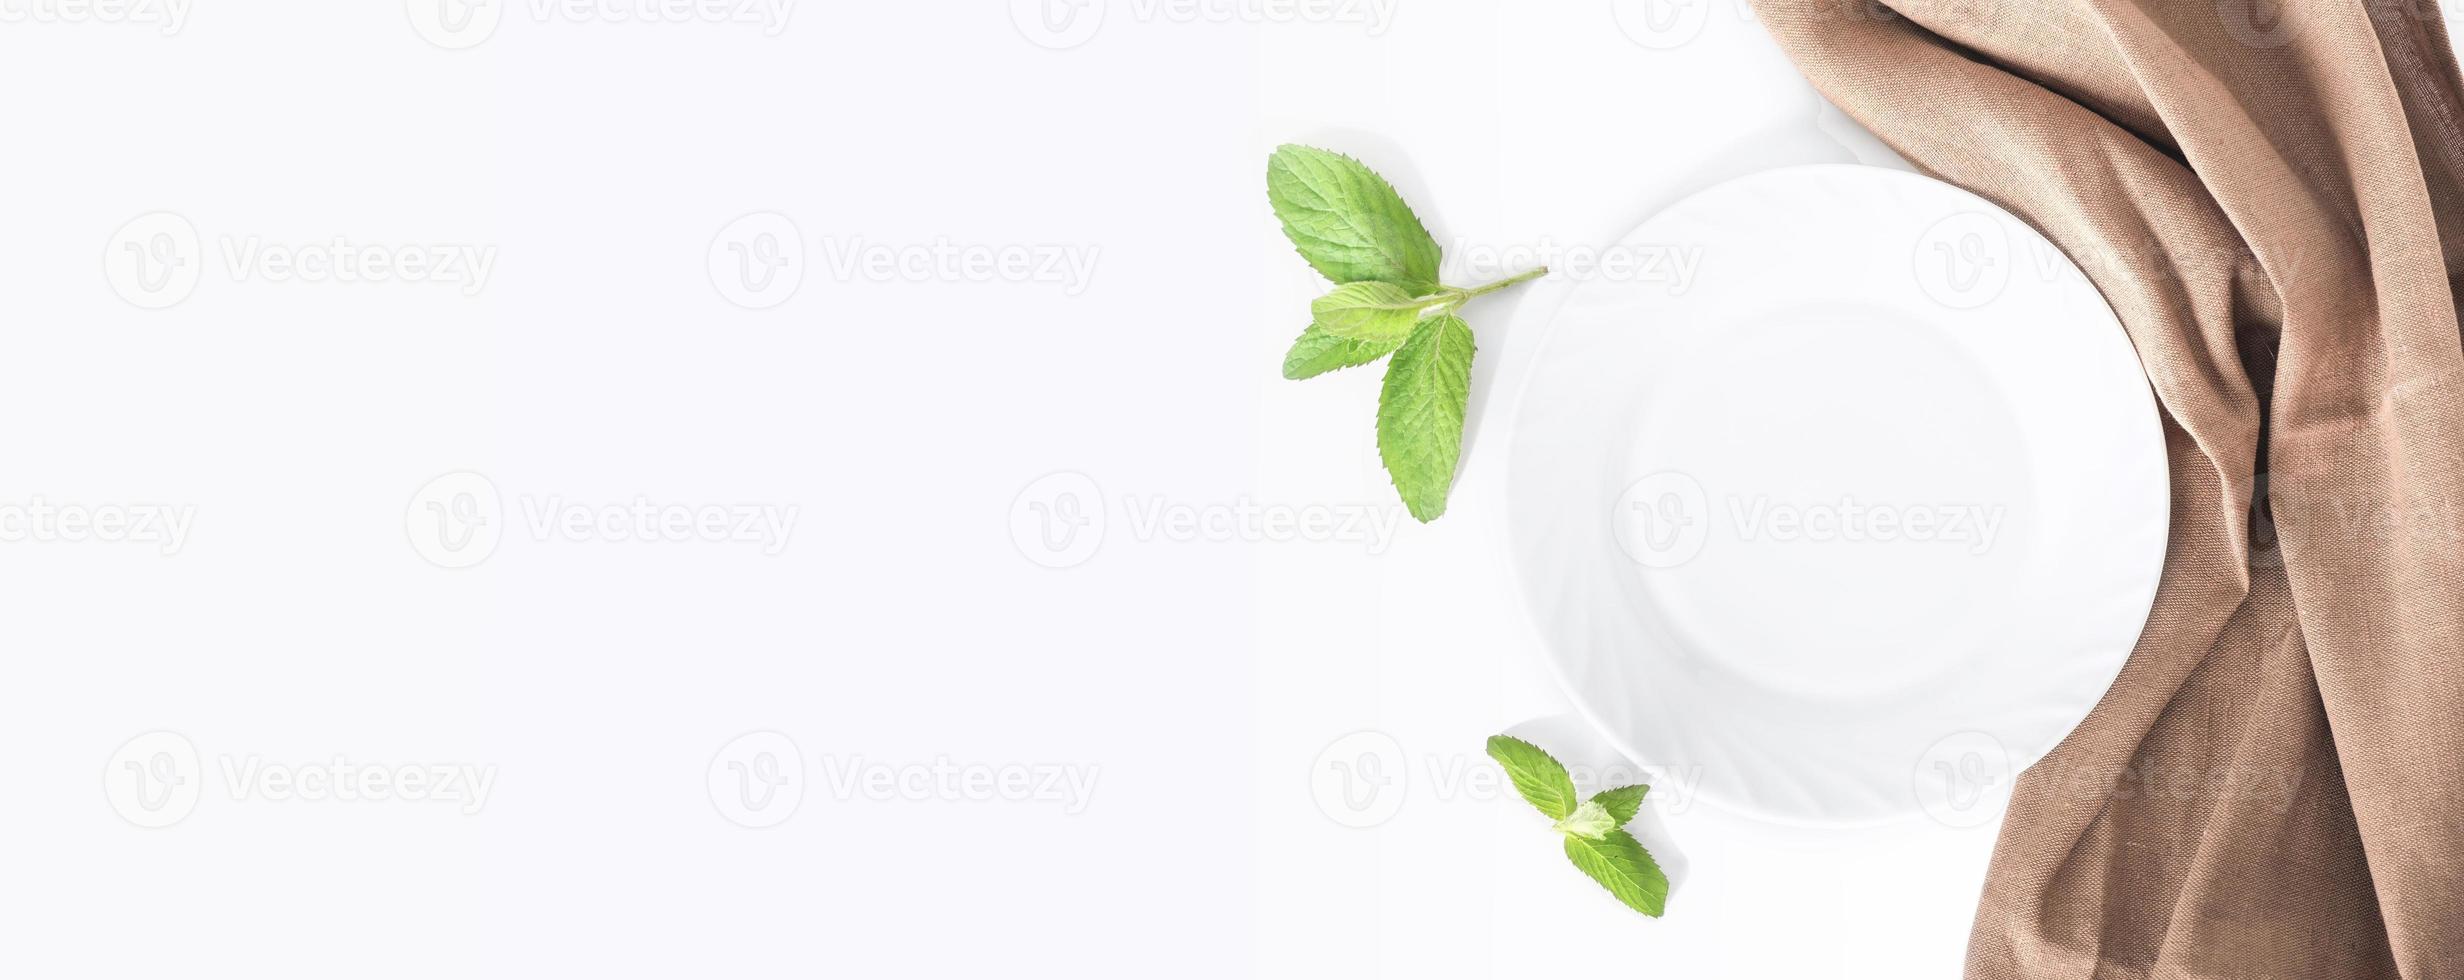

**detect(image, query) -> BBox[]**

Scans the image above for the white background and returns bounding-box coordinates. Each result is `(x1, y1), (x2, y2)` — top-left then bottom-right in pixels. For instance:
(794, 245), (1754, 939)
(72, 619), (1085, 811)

(4, 1), (2011, 977)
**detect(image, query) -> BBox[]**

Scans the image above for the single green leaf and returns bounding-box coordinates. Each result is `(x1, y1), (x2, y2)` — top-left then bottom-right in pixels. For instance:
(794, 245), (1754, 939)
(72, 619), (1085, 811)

(1486, 734), (1577, 820)
(1282, 323), (1402, 380)
(1378, 315), (1475, 522)
(1267, 144), (1442, 289)
(1564, 828), (1669, 918)
(1312, 282), (1430, 343)
(1553, 799), (1616, 841)
(1591, 784), (1649, 826)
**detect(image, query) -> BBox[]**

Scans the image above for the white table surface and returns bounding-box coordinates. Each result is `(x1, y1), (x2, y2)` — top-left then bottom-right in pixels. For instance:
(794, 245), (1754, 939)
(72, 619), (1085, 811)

(6, 2), (2004, 977)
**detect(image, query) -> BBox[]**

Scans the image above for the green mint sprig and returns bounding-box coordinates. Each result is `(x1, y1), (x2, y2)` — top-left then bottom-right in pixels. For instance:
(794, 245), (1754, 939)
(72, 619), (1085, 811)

(1487, 735), (1669, 918)
(1267, 144), (1546, 522)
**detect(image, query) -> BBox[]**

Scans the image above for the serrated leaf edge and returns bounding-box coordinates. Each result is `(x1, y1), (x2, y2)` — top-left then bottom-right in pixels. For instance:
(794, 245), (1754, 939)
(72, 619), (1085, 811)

(1484, 734), (1578, 820)
(1266, 144), (1443, 288)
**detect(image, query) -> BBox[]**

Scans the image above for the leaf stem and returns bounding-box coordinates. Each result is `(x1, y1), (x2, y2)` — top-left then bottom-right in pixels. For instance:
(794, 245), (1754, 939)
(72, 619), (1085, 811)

(1427, 266), (1548, 316)
(1457, 265), (1549, 299)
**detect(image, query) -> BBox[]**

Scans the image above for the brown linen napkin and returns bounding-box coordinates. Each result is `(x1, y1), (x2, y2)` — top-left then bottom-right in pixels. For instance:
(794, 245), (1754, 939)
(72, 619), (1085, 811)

(1744, 1), (2464, 976)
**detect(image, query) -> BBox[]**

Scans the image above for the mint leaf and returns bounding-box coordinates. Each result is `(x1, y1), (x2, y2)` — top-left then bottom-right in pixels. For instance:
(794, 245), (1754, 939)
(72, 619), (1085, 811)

(1312, 282), (1430, 343)
(1263, 142), (1546, 524)
(1591, 784), (1648, 825)
(1486, 734), (1577, 820)
(1282, 323), (1402, 380)
(1378, 314), (1474, 522)
(1564, 828), (1669, 918)
(1267, 144), (1442, 289)
(1490, 734), (1673, 918)
(1553, 799), (1616, 841)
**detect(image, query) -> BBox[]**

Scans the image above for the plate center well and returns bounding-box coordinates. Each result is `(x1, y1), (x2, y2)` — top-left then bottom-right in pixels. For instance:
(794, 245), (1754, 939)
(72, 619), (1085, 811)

(1616, 308), (2036, 703)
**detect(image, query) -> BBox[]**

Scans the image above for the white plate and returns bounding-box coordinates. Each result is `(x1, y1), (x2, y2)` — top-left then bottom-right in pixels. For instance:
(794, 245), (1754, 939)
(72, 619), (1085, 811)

(1502, 165), (2167, 827)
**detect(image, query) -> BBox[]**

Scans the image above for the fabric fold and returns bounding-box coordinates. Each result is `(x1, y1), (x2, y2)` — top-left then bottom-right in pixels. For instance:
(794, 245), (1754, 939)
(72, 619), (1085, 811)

(1744, 1), (2464, 976)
